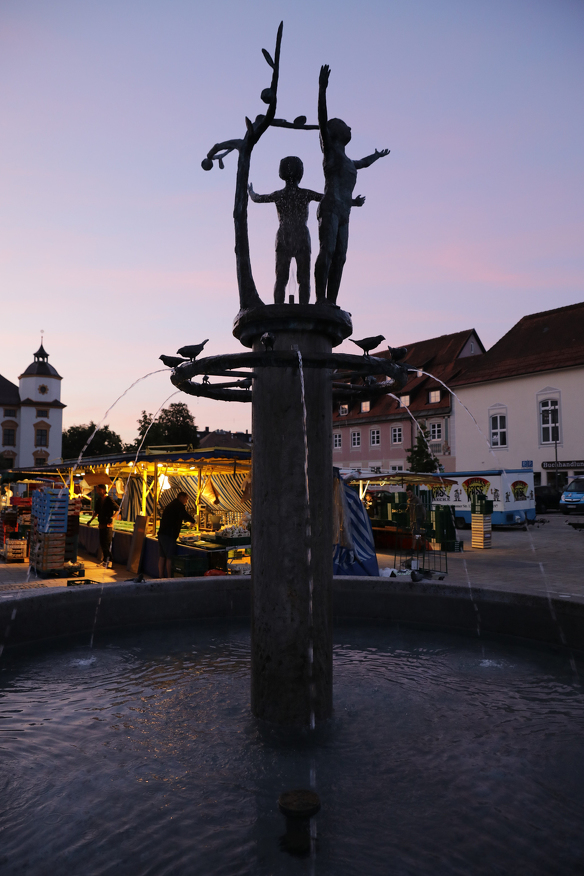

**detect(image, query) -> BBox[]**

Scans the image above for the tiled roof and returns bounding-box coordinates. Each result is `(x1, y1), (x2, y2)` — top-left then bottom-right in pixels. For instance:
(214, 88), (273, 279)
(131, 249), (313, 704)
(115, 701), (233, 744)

(451, 301), (584, 386)
(198, 430), (251, 450)
(0, 375), (20, 406)
(333, 328), (483, 423)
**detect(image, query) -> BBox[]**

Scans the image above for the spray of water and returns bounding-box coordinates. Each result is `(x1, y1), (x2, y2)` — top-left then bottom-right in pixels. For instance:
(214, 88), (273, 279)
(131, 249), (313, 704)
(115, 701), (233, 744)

(25, 368), (168, 583)
(410, 369), (515, 499)
(387, 392), (458, 535)
(525, 527), (579, 680)
(462, 558), (481, 637)
(118, 390), (182, 521)
(297, 351), (316, 732)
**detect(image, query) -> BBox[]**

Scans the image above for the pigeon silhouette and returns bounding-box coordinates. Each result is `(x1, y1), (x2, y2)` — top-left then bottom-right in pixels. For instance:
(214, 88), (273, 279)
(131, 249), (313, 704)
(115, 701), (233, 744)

(387, 346), (408, 362)
(160, 355), (189, 368)
(350, 335), (385, 356)
(260, 332), (275, 352)
(177, 340), (209, 359)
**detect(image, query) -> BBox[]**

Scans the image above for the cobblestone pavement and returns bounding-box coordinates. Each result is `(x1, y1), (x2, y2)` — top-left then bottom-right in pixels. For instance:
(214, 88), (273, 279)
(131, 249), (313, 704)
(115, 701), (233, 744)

(0, 549), (148, 593)
(2, 513), (583, 599)
(377, 511), (584, 598)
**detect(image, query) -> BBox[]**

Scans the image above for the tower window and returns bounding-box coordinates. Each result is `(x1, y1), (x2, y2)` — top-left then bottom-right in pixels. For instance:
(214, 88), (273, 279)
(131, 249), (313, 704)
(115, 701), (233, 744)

(2, 428), (16, 447)
(36, 409), (49, 418)
(3, 409), (16, 418)
(35, 429), (48, 447)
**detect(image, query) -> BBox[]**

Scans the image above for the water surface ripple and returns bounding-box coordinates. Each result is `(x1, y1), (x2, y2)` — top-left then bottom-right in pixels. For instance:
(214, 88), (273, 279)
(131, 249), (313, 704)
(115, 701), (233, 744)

(1, 621), (583, 875)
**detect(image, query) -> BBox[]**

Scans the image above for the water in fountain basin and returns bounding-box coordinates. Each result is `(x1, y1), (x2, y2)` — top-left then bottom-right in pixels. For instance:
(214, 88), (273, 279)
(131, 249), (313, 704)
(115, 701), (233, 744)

(2, 619), (584, 876)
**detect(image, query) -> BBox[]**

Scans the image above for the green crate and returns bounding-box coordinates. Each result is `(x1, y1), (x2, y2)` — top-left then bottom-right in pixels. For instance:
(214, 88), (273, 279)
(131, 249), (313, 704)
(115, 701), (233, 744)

(172, 555), (209, 578)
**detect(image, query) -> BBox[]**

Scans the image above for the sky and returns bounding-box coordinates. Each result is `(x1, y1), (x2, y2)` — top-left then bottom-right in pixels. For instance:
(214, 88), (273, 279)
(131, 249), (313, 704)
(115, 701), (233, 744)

(1, 0), (582, 443)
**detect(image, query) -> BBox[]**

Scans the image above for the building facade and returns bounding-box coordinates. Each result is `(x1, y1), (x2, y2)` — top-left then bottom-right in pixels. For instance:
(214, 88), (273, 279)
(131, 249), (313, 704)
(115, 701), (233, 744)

(0, 344), (65, 469)
(332, 329), (484, 473)
(451, 303), (584, 488)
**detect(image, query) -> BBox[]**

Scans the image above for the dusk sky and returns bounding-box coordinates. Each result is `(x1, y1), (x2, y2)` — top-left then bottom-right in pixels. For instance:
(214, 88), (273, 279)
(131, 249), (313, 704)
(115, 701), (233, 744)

(1, 0), (582, 443)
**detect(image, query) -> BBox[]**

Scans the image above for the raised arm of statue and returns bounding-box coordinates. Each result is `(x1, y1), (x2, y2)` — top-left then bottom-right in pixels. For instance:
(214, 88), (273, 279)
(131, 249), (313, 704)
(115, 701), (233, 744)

(318, 65), (331, 151)
(354, 148), (390, 170)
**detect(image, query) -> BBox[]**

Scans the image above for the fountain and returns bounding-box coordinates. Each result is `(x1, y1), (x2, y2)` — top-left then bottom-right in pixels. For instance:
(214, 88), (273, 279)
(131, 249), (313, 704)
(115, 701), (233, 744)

(2, 25), (584, 875)
(164, 23), (407, 726)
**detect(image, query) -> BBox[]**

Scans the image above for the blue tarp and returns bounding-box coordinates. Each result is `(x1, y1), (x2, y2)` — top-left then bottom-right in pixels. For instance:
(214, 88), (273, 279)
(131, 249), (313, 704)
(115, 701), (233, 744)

(333, 470), (379, 576)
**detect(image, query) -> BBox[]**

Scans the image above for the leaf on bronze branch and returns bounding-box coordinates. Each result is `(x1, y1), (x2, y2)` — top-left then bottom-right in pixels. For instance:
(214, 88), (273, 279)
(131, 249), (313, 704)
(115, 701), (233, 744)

(245, 116), (254, 133)
(262, 48), (275, 68)
(293, 116), (307, 127)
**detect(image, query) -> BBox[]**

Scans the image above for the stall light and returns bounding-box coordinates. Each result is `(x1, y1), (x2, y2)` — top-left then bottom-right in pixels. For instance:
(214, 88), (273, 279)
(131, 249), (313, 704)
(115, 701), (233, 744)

(158, 474), (171, 492)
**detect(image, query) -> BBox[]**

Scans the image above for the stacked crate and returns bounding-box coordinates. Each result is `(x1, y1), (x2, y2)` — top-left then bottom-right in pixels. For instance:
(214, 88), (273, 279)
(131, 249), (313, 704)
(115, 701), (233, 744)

(30, 530), (66, 571)
(471, 498), (493, 550)
(30, 489), (69, 572)
(430, 506), (459, 551)
(65, 496), (82, 562)
(4, 537), (28, 561)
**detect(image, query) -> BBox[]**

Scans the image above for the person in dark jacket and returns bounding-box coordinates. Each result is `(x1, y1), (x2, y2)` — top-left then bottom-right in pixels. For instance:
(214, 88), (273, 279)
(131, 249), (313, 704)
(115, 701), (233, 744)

(158, 491), (196, 577)
(89, 484), (120, 568)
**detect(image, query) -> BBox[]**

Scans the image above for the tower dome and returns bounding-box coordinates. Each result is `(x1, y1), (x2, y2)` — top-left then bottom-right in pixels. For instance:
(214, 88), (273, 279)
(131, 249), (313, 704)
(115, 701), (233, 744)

(19, 343), (62, 379)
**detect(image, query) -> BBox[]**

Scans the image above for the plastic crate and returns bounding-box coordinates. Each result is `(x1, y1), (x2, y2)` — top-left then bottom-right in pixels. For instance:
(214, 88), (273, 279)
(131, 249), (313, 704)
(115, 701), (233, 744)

(172, 555), (209, 578)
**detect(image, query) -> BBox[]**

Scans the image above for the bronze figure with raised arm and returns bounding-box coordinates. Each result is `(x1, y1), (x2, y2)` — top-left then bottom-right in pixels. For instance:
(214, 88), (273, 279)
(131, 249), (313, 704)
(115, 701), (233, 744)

(314, 64), (389, 305)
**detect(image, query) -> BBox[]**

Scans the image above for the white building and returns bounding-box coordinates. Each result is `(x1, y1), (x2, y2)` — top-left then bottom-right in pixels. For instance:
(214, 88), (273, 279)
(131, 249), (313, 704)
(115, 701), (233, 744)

(1, 344), (65, 469)
(451, 303), (584, 489)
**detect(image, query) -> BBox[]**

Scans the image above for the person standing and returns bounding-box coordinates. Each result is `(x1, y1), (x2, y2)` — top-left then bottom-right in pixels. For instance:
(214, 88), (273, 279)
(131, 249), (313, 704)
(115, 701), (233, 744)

(158, 491), (196, 578)
(89, 484), (119, 568)
(406, 485), (426, 544)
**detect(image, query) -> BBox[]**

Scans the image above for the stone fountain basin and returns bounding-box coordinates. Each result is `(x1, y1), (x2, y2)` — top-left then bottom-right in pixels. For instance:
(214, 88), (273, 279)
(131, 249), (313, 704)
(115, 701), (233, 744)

(2, 576), (583, 653)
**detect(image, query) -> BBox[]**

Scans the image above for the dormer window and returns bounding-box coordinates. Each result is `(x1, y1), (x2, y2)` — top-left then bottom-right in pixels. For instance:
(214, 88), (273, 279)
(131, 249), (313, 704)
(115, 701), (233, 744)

(399, 395), (410, 408)
(360, 401), (370, 413)
(339, 404), (349, 416)
(428, 390), (441, 404)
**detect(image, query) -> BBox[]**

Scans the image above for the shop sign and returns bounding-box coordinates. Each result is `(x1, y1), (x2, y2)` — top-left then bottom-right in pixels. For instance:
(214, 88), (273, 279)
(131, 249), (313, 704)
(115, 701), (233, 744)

(542, 460), (584, 470)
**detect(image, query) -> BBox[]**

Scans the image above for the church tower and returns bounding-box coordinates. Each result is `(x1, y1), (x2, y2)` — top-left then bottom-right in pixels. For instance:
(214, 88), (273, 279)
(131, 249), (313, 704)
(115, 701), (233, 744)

(18, 344), (65, 467)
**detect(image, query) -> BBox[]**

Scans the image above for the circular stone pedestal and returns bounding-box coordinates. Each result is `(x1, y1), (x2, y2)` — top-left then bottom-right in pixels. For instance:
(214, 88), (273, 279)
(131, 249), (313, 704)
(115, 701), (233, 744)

(234, 304), (352, 726)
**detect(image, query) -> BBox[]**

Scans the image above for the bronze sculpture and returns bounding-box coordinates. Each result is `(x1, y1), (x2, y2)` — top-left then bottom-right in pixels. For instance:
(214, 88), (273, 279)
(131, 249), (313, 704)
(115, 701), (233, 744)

(314, 64), (389, 305)
(248, 157), (322, 304)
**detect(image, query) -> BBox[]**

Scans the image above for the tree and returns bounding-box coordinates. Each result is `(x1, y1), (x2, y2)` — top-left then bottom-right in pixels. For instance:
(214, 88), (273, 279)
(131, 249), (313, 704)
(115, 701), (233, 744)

(62, 422), (124, 460)
(134, 402), (198, 449)
(406, 428), (439, 474)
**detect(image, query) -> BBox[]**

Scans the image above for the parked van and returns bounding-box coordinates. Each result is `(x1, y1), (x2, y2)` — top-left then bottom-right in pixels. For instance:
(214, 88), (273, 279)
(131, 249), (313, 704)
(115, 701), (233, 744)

(559, 477), (584, 514)
(426, 469), (536, 528)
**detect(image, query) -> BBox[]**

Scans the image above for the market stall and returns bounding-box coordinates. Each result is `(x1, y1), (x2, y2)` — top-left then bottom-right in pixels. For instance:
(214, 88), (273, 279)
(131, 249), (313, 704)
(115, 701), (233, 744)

(4, 445), (252, 578)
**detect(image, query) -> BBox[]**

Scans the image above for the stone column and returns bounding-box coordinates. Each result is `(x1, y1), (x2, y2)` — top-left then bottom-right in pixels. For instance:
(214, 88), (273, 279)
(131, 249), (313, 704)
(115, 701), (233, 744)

(234, 305), (352, 726)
